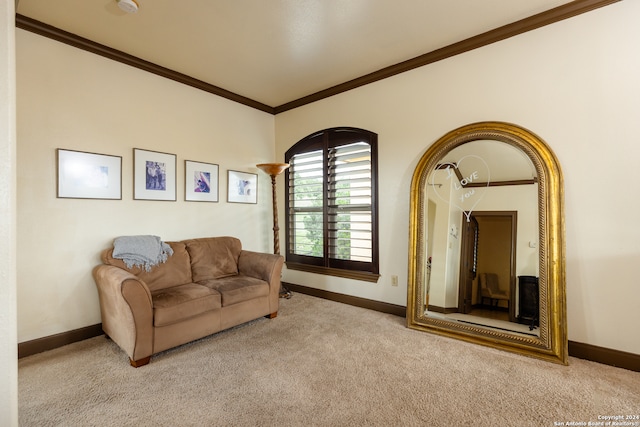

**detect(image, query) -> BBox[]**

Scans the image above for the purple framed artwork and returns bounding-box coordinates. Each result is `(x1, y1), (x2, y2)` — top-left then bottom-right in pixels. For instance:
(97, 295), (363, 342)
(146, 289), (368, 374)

(185, 160), (219, 202)
(133, 148), (176, 201)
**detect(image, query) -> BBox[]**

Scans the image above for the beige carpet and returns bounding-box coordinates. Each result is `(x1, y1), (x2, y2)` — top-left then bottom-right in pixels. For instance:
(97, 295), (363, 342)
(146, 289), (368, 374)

(19, 293), (640, 427)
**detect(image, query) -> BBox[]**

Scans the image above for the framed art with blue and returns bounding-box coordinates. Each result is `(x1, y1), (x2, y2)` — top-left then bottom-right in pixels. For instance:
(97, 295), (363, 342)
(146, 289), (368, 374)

(227, 170), (257, 204)
(185, 160), (219, 202)
(133, 148), (177, 201)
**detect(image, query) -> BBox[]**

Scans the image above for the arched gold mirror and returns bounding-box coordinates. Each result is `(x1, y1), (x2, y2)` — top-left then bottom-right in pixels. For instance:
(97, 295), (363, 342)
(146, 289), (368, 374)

(407, 121), (567, 364)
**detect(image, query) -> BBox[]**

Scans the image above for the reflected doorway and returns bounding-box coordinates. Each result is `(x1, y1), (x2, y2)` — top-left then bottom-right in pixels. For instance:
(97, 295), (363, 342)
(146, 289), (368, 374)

(458, 211), (517, 322)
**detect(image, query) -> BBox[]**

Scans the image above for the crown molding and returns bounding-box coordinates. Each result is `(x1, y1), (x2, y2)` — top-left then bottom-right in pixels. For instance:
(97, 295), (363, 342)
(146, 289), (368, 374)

(16, 0), (620, 115)
(15, 14), (275, 114)
(274, 0), (621, 113)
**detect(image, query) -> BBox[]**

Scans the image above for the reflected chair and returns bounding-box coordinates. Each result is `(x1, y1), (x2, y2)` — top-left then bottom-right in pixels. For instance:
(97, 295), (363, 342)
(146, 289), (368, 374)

(479, 273), (510, 310)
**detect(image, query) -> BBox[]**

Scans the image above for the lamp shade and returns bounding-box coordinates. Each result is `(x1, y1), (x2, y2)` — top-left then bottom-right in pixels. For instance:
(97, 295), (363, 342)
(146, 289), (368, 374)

(256, 163), (289, 176)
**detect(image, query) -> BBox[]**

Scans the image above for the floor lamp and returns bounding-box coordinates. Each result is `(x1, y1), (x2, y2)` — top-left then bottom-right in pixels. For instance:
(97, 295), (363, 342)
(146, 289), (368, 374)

(256, 162), (291, 299)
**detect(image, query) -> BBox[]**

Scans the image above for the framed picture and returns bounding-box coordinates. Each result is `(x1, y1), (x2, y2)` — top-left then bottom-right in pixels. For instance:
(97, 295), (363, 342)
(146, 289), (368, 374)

(227, 170), (257, 204)
(133, 148), (177, 201)
(185, 160), (219, 202)
(56, 149), (122, 200)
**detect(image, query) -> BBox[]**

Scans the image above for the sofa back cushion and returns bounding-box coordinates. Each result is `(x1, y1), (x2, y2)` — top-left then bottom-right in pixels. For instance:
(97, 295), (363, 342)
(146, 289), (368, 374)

(184, 236), (241, 282)
(101, 241), (192, 292)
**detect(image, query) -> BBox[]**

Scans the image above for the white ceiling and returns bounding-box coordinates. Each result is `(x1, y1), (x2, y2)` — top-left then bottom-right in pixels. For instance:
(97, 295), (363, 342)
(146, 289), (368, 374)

(17, 0), (576, 108)
(442, 139), (537, 182)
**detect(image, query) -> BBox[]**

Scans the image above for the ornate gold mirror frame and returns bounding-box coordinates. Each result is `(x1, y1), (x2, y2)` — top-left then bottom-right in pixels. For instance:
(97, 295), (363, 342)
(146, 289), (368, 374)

(407, 121), (568, 364)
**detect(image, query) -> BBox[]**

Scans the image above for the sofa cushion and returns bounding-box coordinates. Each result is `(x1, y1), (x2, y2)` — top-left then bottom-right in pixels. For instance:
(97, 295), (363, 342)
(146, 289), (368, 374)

(151, 283), (221, 327)
(184, 237), (241, 282)
(198, 276), (269, 306)
(102, 241), (192, 292)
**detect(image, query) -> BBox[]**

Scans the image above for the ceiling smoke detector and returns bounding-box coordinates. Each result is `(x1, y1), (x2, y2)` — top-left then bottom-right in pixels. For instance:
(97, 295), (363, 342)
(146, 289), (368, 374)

(117, 0), (139, 13)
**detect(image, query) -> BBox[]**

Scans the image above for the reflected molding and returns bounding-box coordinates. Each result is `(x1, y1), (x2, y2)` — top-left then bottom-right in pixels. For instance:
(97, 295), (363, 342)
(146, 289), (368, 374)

(407, 121), (568, 364)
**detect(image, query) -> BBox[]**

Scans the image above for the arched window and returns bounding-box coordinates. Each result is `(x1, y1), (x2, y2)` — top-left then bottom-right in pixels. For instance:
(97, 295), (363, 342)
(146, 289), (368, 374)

(285, 127), (379, 282)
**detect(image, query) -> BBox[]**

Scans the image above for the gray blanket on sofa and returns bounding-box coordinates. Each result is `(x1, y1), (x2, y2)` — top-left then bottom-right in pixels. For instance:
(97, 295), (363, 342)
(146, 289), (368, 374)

(112, 235), (173, 272)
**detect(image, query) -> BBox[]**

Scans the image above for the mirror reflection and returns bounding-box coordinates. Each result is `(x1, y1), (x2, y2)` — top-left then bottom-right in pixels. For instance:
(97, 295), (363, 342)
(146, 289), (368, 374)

(423, 140), (540, 337)
(407, 121), (567, 364)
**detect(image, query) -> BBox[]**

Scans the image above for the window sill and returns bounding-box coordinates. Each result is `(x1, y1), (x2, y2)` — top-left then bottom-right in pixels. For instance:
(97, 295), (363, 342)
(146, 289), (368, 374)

(285, 262), (380, 283)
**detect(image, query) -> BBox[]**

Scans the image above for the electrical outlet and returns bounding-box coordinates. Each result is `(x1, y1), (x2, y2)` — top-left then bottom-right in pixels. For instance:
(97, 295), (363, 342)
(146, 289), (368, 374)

(391, 275), (398, 286)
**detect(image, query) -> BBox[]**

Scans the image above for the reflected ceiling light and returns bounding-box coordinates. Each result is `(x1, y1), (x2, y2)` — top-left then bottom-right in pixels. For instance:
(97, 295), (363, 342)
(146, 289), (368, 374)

(117, 0), (139, 13)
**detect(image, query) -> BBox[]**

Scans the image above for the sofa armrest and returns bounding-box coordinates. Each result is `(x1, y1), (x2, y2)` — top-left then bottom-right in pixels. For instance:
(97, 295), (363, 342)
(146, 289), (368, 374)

(238, 251), (284, 312)
(238, 251), (283, 282)
(92, 265), (154, 363)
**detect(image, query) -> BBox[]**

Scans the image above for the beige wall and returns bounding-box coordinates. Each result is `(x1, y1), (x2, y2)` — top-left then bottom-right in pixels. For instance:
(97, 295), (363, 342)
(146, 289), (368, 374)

(275, 1), (640, 355)
(16, 30), (276, 342)
(1, 1), (18, 425)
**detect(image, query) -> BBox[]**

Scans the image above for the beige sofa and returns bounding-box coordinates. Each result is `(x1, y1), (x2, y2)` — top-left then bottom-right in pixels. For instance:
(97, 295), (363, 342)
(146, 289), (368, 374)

(93, 236), (284, 367)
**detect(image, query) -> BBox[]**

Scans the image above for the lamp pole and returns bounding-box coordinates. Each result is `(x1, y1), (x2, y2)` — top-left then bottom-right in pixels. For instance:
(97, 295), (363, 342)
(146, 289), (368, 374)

(256, 163), (291, 298)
